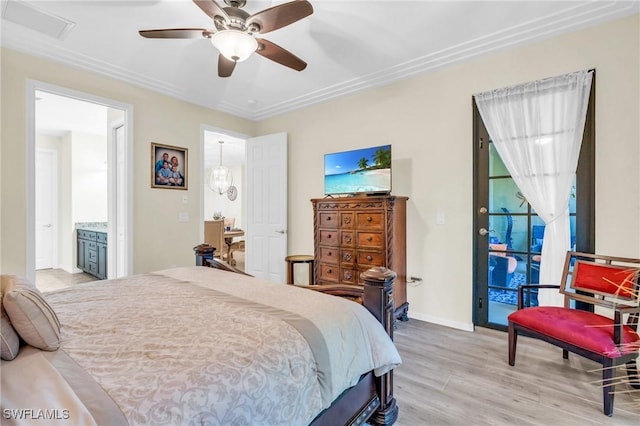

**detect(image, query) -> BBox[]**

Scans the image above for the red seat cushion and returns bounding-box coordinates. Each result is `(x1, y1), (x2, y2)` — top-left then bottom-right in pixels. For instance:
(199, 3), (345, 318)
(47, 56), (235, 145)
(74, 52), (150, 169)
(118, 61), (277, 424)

(509, 307), (640, 358)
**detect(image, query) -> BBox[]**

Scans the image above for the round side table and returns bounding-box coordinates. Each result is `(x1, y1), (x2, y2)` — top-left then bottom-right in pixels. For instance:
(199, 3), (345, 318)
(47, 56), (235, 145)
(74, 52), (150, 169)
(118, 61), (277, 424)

(285, 255), (315, 285)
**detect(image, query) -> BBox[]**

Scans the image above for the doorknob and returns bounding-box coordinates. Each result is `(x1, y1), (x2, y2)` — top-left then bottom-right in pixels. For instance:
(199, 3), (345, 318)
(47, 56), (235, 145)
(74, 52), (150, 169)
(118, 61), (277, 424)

(43, 224), (52, 228)
(478, 228), (489, 236)
(275, 230), (286, 234)
(479, 207), (487, 214)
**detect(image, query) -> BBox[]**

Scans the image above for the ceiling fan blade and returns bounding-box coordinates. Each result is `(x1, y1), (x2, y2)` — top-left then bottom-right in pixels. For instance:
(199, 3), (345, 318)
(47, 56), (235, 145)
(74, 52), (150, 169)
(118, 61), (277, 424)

(247, 0), (313, 34)
(193, 0), (230, 22)
(139, 28), (213, 39)
(218, 54), (236, 77)
(255, 38), (307, 71)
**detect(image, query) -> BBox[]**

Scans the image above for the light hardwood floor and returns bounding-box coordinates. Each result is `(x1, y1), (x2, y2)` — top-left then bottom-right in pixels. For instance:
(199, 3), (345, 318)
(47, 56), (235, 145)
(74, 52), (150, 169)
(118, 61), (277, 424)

(392, 319), (639, 425)
(36, 269), (97, 292)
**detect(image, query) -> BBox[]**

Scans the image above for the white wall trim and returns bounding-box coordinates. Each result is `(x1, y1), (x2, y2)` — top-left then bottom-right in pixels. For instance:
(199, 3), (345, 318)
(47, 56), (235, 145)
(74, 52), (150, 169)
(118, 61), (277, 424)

(408, 311), (475, 333)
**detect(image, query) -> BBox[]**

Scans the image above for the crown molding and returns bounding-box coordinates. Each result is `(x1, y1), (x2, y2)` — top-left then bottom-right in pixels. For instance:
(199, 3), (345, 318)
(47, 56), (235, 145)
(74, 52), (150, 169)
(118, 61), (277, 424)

(2, 1), (637, 122)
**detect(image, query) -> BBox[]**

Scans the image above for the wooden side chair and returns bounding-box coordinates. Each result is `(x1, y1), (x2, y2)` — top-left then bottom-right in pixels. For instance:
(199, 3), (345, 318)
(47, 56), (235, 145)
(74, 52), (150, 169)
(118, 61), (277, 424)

(508, 251), (640, 416)
(204, 219), (226, 259)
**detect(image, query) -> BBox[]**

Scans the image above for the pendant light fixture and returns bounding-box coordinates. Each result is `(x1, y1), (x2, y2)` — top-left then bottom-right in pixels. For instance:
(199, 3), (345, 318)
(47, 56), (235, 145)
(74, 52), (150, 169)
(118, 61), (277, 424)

(209, 141), (233, 195)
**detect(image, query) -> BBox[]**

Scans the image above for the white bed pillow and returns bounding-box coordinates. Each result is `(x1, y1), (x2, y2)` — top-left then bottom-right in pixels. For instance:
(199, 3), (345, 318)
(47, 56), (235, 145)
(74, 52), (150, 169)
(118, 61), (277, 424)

(1, 303), (20, 360)
(2, 275), (61, 351)
(1, 275), (21, 360)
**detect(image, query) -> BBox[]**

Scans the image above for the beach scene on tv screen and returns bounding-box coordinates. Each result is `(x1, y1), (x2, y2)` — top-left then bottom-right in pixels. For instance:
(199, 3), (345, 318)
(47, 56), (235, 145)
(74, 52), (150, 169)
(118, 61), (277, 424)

(325, 145), (391, 194)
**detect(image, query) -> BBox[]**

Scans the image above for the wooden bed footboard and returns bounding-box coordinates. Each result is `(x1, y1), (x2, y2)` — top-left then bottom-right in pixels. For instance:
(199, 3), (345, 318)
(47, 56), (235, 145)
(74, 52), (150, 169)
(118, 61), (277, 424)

(201, 257), (398, 425)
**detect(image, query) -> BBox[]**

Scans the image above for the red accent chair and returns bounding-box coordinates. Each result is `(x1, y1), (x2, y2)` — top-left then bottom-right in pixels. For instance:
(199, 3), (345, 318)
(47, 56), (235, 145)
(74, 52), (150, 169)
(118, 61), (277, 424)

(508, 251), (640, 416)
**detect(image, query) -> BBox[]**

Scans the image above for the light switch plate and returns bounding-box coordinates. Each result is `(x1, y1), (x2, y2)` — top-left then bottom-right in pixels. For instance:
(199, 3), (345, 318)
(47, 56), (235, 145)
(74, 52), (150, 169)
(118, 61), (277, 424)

(436, 212), (445, 225)
(179, 212), (189, 222)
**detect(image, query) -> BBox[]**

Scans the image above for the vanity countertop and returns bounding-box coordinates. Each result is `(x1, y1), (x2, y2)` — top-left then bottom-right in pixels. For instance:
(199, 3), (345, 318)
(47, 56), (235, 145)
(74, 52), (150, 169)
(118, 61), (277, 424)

(76, 222), (108, 233)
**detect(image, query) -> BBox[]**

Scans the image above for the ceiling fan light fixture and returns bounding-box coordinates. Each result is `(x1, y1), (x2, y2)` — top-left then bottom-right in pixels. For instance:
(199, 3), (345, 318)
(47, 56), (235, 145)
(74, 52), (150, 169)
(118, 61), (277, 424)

(211, 30), (257, 62)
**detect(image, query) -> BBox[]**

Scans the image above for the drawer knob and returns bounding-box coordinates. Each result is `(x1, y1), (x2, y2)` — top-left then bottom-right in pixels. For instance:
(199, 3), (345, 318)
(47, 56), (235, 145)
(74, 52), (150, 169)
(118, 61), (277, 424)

(327, 217), (331, 221)
(367, 255), (373, 261)
(367, 216), (372, 222)
(328, 251), (332, 256)
(327, 234), (332, 239)
(367, 236), (372, 242)
(327, 268), (332, 273)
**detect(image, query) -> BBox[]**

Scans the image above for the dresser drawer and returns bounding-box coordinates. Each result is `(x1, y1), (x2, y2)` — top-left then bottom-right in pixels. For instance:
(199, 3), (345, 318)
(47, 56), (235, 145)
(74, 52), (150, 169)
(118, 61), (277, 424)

(356, 212), (384, 229)
(319, 246), (339, 264)
(340, 267), (357, 284)
(78, 230), (97, 240)
(87, 261), (98, 274)
(319, 230), (339, 246)
(357, 250), (385, 266)
(340, 212), (355, 229)
(340, 249), (356, 265)
(319, 212), (339, 229)
(319, 263), (339, 282)
(88, 241), (97, 250)
(340, 231), (355, 247)
(88, 249), (97, 262)
(357, 231), (384, 248)
(96, 232), (107, 244)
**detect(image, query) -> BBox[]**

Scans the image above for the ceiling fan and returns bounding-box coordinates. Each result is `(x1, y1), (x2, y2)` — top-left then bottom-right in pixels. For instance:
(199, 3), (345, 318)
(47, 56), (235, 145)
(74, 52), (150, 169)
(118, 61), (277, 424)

(139, 0), (313, 77)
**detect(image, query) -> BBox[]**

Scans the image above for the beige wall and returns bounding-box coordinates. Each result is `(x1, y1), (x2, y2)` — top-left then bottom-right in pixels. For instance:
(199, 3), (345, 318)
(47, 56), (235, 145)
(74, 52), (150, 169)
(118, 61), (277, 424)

(1, 48), (256, 275)
(256, 15), (640, 329)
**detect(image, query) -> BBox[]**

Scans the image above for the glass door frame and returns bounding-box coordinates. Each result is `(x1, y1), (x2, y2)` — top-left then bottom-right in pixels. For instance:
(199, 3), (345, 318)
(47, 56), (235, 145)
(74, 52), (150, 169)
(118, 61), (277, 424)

(472, 74), (596, 330)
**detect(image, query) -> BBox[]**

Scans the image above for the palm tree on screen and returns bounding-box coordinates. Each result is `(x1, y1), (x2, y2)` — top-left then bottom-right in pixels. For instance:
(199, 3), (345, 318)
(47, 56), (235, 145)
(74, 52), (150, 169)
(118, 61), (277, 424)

(358, 158), (369, 170)
(373, 148), (391, 169)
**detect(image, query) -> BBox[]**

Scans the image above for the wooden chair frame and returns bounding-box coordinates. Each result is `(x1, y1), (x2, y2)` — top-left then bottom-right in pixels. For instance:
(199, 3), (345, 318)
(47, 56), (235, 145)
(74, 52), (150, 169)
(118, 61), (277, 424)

(508, 251), (640, 416)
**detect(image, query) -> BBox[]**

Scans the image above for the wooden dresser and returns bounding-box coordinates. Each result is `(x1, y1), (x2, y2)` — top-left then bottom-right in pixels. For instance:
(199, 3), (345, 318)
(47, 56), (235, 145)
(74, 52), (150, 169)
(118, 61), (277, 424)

(311, 195), (409, 320)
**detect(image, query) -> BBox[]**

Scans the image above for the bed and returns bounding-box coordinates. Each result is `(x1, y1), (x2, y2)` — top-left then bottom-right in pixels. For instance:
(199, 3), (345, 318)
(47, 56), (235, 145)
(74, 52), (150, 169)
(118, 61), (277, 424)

(1, 265), (401, 425)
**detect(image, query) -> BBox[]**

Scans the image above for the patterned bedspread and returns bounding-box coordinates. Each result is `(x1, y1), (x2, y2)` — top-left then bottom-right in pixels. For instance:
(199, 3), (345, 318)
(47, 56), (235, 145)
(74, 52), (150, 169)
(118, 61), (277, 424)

(22, 267), (401, 425)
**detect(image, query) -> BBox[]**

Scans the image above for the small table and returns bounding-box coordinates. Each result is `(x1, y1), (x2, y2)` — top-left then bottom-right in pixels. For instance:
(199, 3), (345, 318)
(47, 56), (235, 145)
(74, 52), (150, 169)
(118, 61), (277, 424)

(224, 229), (244, 256)
(285, 255), (315, 285)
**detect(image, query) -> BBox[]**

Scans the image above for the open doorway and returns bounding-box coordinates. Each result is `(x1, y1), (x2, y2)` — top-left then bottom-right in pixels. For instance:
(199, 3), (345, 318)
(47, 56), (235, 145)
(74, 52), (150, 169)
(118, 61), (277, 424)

(27, 81), (133, 289)
(202, 128), (246, 271)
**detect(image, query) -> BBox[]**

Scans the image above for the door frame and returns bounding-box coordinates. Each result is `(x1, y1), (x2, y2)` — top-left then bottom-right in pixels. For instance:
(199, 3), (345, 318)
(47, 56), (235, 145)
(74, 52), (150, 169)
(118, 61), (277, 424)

(26, 80), (133, 283)
(472, 75), (596, 329)
(199, 124), (249, 248)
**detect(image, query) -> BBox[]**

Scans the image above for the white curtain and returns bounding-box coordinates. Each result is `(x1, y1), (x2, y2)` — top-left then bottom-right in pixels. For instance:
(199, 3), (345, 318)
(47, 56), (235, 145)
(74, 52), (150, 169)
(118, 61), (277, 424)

(474, 70), (593, 306)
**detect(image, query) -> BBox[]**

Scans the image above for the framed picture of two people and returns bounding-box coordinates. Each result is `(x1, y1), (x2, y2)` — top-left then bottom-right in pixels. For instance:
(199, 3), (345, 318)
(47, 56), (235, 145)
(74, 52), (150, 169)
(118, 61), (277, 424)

(151, 142), (188, 190)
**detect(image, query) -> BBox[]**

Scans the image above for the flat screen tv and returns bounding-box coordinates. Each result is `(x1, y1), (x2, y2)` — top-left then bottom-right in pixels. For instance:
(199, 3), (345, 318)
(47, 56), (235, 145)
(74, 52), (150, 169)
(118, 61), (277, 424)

(324, 144), (392, 195)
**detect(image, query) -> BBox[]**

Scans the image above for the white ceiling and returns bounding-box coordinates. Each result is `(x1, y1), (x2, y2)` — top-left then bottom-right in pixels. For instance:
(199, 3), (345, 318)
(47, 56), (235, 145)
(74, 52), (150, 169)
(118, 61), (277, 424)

(3, 0), (638, 123)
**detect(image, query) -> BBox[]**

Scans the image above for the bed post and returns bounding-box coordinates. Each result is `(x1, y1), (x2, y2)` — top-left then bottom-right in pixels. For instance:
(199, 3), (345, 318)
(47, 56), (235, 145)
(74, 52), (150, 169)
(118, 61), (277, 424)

(361, 267), (399, 426)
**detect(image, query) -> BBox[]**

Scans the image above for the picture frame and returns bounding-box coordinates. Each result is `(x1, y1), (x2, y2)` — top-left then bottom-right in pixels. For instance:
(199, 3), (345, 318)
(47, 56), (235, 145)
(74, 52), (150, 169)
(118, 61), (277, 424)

(151, 142), (188, 190)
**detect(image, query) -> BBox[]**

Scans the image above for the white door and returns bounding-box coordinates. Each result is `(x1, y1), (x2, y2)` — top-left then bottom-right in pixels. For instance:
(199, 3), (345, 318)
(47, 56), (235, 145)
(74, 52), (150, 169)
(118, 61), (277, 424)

(35, 149), (57, 270)
(246, 133), (288, 281)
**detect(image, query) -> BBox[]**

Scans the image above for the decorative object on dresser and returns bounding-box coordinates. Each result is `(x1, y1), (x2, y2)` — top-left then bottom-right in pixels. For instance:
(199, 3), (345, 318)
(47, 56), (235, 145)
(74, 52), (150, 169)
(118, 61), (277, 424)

(311, 195), (409, 321)
(76, 224), (107, 280)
